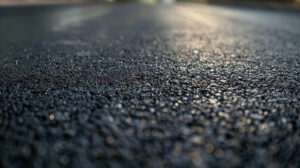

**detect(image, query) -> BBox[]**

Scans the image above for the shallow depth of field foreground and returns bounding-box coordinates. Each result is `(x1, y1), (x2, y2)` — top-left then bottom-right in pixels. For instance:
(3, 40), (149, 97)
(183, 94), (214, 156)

(0, 1), (299, 167)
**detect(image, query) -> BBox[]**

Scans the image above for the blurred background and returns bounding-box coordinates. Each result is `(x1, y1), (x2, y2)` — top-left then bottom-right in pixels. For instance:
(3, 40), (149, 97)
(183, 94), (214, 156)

(1, 0), (300, 5)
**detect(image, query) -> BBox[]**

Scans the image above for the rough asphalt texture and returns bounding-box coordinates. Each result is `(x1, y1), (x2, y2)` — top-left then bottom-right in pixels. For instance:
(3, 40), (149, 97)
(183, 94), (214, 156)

(0, 3), (300, 168)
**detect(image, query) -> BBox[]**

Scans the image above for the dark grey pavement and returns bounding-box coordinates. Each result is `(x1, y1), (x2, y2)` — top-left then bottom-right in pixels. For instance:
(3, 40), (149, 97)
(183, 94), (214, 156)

(0, 2), (300, 168)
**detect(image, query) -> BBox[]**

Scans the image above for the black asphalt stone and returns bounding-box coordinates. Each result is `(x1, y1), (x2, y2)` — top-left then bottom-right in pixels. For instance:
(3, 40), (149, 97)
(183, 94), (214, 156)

(0, 3), (300, 168)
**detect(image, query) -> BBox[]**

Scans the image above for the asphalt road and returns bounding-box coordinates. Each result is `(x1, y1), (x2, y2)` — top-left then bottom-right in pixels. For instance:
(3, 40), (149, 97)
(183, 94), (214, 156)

(0, 2), (300, 168)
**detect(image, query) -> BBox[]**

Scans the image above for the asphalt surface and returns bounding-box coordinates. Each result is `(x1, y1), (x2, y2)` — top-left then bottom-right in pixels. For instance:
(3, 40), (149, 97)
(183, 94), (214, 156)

(0, 2), (300, 168)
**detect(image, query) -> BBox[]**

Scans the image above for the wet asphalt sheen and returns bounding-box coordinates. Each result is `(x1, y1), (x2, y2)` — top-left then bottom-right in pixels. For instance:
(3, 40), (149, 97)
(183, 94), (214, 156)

(0, 3), (300, 168)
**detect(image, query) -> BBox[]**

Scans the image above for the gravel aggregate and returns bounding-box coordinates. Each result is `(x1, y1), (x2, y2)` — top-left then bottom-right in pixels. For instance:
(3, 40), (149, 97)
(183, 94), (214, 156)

(0, 3), (300, 168)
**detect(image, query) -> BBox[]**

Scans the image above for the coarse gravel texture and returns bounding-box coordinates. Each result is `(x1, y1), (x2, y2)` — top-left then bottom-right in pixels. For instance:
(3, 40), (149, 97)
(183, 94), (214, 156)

(0, 3), (300, 168)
